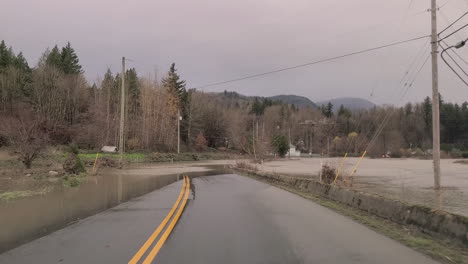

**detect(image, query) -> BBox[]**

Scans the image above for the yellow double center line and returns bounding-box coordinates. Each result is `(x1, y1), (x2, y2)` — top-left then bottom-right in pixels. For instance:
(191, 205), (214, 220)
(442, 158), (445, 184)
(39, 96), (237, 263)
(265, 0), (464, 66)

(128, 176), (190, 264)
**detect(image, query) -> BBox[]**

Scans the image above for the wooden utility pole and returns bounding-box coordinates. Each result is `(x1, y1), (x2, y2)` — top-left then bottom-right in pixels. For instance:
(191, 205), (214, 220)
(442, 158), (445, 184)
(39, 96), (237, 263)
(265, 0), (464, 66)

(431, 0), (441, 189)
(288, 127), (291, 159)
(252, 119), (256, 159)
(119, 57), (125, 165)
(177, 109), (180, 154)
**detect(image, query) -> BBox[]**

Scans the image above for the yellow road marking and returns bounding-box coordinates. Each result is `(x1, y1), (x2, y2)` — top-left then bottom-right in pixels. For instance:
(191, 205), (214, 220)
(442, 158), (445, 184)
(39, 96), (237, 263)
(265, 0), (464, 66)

(142, 177), (190, 264)
(128, 176), (187, 264)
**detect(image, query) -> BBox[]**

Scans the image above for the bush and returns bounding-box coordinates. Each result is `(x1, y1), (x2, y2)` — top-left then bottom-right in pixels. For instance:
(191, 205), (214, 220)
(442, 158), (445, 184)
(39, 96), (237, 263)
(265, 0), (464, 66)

(462, 152), (468, 159)
(194, 132), (208, 152)
(1, 113), (48, 169)
(235, 160), (258, 171)
(63, 144), (85, 174)
(400, 148), (411, 158)
(441, 144), (454, 153)
(389, 150), (402, 158)
(450, 148), (463, 159)
(321, 165), (336, 184)
(414, 148), (424, 157)
(126, 138), (141, 150)
(271, 135), (288, 157)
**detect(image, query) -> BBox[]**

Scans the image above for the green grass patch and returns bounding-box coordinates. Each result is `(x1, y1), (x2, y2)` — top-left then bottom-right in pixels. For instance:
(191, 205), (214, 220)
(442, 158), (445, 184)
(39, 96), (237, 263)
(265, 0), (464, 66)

(78, 153), (147, 162)
(241, 172), (468, 264)
(0, 187), (53, 202)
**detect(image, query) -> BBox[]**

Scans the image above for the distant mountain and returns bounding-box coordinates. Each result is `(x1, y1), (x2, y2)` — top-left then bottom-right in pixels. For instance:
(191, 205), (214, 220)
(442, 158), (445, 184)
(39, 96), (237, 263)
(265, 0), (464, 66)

(219, 91), (318, 108)
(317, 97), (375, 110)
(268, 95), (317, 108)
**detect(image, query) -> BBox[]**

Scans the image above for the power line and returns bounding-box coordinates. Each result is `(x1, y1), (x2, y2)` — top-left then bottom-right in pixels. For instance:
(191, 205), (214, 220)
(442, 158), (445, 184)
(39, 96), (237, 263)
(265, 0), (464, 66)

(439, 23), (468, 42)
(364, 53), (430, 152)
(438, 11), (468, 36)
(439, 11), (468, 64)
(441, 42), (468, 86)
(439, 10), (466, 42)
(399, 38), (430, 84)
(191, 35), (430, 89)
(439, 0), (453, 9)
(440, 40), (468, 76)
(355, 48), (431, 152)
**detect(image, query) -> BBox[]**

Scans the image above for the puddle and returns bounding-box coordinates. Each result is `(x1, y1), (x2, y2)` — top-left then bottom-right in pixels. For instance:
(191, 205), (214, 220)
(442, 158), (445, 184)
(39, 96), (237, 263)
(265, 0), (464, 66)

(0, 165), (229, 253)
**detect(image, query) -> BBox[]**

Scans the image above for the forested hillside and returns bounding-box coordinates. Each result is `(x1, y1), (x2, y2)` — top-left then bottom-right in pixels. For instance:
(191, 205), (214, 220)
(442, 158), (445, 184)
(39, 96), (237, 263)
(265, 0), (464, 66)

(1, 40), (467, 166)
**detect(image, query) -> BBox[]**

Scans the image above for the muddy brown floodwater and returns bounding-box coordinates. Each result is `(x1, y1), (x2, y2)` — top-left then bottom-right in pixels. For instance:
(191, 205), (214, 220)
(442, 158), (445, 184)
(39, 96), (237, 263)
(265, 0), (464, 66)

(256, 158), (468, 216)
(0, 163), (230, 253)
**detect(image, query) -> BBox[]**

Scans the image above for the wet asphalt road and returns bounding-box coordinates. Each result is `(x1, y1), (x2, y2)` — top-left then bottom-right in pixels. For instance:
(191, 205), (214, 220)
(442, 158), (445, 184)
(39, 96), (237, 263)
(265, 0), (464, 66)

(0, 174), (438, 264)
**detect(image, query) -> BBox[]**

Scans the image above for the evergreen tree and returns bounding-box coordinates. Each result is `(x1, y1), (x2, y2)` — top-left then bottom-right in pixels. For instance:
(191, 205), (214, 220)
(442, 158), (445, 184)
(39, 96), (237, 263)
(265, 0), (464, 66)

(162, 63), (186, 100)
(126, 68), (140, 116)
(0, 41), (15, 69)
(14, 52), (30, 72)
(326, 102), (333, 117)
(250, 98), (264, 116)
(60, 42), (82, 74)
(321, 102), (333, 118)
(162, 63), (190, 144)
(45, 45), (62, 69)
(338, 104), (351, 118)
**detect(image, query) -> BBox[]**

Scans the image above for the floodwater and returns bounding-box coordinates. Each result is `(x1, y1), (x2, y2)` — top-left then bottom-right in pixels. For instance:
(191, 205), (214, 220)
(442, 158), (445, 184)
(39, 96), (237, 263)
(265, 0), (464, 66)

(256, 158), (468, 216)
(0, 164), (229, 253)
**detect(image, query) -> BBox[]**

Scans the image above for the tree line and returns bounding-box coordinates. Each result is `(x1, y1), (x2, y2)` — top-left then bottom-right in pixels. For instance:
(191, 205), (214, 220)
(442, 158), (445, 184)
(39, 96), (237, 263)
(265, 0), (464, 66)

(0, 39), (467, 165)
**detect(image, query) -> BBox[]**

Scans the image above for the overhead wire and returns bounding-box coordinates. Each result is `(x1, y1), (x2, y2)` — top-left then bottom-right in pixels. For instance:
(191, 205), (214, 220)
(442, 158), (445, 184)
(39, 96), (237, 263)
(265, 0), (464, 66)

(438, 11), (468, 36)
(351, 38), (431, 153)
(191, 35), (430, 89)
(439, 23), (468, 42)
(440, 40), (468, 77)
(441, 41), (468, 86)
(335, 6), (418, 158)
(365, 53), (430, 152)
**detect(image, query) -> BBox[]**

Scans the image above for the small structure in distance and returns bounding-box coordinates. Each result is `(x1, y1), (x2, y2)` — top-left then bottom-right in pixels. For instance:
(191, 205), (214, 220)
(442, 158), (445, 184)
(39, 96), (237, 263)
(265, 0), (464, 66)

(101, 146), (117, 153)
(287, 144), (302, 157)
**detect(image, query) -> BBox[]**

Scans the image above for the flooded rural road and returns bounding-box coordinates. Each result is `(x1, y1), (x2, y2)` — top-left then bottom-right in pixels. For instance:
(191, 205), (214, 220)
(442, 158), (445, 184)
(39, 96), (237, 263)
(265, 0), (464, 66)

(0, 174), (438, 264)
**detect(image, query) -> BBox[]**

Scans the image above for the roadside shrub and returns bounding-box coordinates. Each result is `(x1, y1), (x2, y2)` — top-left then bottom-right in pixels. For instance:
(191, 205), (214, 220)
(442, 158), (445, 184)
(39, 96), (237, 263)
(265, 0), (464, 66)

(450, 148), (463, 159)
(271, 135), (288, 157)
(462, 152), (468, 158)
(440, 151), (450, 159)
(1, 113), (48, 169)
(400, 148), (411, 158)
(63, 144), (85, 174)
(235, 160), (258, 171)
(441, 144), (454, 153)
(414, 148), (424, 157)
(321, 165), (336, 184)
(126, 137), (141, 151)
(99, 157), (119, 167)
(68, 177), (80, 187)
(194, 132), (208, 152)
(389, 150), (402, 158)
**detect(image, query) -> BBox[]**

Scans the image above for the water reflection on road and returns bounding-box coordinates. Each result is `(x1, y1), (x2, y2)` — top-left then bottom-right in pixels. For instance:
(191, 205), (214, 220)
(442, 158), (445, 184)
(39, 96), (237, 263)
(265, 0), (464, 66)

(0, 164), (228, 253)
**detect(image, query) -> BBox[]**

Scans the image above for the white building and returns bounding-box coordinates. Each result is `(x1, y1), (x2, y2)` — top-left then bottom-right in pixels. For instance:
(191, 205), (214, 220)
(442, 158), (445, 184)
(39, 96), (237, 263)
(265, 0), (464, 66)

(287, 144), (301, 157)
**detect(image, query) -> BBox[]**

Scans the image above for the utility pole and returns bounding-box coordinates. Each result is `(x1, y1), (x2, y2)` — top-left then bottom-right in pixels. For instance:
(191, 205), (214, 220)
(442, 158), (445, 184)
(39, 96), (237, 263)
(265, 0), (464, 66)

(288, 127), (291, 159)
(119, 57), (125, 165)
(252, 119), (256, 159)
(177, 109), (181, 154)
(431, 0), (441, 189)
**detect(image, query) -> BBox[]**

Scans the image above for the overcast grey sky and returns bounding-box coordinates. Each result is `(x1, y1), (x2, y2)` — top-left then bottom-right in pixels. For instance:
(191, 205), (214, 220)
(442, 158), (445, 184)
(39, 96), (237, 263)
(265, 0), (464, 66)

(1, 0), (468, 105)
